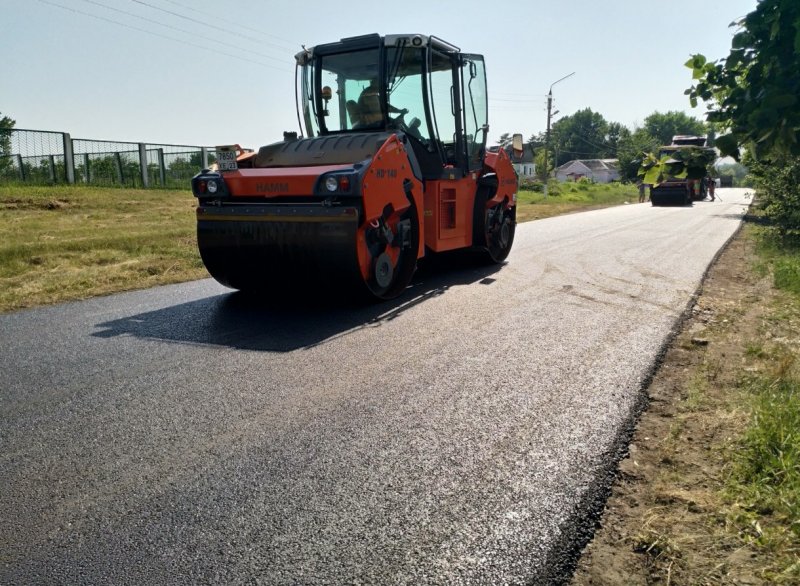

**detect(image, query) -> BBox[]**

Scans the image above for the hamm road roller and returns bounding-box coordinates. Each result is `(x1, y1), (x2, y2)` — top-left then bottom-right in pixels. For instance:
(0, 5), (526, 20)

(192, 34), (520, 300)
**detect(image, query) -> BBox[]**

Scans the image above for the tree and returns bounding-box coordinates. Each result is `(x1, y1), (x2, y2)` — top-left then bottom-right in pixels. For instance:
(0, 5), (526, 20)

(642, 111), (707, 147)
(686, 0), (800, 236)
(494, 133), (514, 149)
(686, 0), (800, 160)
(527, 132), (545, 152)
(533, 147), (553, 184)
(550, 108), (614, 166)
(0, 111), (16, 177)
(715, 161), (748, 185)
(605, 122), (630, 156)
(616, 128), (660, 182)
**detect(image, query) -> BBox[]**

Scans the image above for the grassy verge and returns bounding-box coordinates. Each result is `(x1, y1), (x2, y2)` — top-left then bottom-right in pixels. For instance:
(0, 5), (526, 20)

(515, 181), (639, 223)
(0, 184), (206, 312)
(725, 227), (800, 580)
(0, 181), (637, 313)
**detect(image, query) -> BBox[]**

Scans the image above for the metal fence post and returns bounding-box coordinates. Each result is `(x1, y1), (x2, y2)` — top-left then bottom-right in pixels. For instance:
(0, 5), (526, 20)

(82, 153), (90, 183)
(138, 143), (149, 188)
(16, 154), (25, 181)
(201, 147), (209, 169)
(48, 155), (56, 183)
(114, 152), (124, 184)
(157, 148), (166, 186)
(63, 133), (75, 184)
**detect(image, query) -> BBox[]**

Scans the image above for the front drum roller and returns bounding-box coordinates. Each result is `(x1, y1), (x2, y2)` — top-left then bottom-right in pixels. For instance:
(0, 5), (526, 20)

(196, 203), (419, 301)
(197, 205), (363, 294)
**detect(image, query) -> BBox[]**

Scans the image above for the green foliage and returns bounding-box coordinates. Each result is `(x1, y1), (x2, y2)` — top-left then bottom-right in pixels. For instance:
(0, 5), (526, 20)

(639, 153), (685, 186)
(533, 147), (553, 182)
(518, 177), (543, 192)
(495, 132), (514, 149)
(733, 372), (800, 531)
(617, 128), (660, 182)
(527, 132), (545, 152)
(774, 258), (800, 295)
(550, 108), (616, 166)
(0, 111), (16, 176)
(605, 122), (630, 158)
(642, 111), (707, 147)
(638, 146), (716, 186)
(686, 0), (800, 160)
(756, 224), (800, 296)
(687, 0), (800, 233)
(515, 181), (636, 219)
(747, 153), (800, 238)
(716, 161), (750, 186)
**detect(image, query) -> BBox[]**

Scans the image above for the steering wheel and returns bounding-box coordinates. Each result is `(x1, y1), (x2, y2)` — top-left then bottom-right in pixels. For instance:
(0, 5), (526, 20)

(391, 110), (424, 142)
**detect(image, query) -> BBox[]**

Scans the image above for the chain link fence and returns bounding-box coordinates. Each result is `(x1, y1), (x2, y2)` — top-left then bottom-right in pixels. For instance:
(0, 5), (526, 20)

(0, 128), (217, 189)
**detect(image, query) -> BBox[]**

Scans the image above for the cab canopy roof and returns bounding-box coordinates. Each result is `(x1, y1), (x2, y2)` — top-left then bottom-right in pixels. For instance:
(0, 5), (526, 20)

(670, 135), (708, 147)
(295, 34), (462, 65)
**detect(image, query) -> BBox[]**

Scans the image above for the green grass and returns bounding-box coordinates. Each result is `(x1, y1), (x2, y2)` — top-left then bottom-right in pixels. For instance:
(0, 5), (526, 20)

(728, 366), (800, 576)
(0, 183), (205, 312)
(722, 222), (800, 578)
(755, 226), (800, 296)
(515, 181), (638, 223)
(740, 376), (800, 497)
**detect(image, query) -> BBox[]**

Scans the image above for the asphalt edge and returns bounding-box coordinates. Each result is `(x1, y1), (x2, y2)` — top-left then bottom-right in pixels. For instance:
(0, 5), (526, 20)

(535, 208), (749, 585)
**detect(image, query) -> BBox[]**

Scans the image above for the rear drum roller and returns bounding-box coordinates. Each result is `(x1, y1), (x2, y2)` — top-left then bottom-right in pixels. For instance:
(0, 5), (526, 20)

(360, 204), (420, 301)
(475, 196), (516, 263)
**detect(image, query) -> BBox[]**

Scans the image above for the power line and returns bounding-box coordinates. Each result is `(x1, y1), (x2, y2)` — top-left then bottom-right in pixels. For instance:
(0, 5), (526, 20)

(79, 0), (288, 64)
(574, 133), (616, 152)
(130, 0), (294, 53)
(490, 97), (545, 103)
(37, 0), (291, 72)
(159, 0), (296, 51)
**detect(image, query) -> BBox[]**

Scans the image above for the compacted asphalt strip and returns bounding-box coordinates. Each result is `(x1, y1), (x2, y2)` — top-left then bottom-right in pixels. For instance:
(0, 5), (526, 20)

(1, 189), (751, 584)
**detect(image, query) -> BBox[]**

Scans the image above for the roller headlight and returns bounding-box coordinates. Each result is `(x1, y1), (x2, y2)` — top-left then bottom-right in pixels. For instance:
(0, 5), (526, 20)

(325, 176), (339, 192)
(191, 171), (228, 199)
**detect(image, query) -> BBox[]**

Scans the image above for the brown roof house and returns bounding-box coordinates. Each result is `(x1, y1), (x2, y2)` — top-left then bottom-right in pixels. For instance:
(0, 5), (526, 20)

(555, 159), (620, 183)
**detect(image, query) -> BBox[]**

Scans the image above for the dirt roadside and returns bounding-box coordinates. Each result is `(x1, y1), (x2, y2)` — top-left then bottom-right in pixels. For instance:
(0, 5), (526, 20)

(571, 220), (788, 585)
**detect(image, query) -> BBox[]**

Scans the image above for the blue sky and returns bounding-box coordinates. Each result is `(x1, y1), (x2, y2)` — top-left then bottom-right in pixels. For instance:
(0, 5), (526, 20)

(3, 0), (757, 149)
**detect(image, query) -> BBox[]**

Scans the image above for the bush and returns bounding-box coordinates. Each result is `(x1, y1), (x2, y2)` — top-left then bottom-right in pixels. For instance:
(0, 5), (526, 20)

(748, 154), (800, 238)
(519, 178), (543, 192)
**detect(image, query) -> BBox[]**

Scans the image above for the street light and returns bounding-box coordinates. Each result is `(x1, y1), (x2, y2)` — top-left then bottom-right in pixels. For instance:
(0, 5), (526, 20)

(543, 72), (575, 198)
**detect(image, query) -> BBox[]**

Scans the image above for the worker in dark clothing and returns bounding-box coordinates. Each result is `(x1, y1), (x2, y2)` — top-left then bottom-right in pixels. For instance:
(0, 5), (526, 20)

(358, 79), (407, 126)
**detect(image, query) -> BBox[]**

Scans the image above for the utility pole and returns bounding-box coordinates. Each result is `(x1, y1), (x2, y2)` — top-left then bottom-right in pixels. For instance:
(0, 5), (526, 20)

(543, 72), (575, 198)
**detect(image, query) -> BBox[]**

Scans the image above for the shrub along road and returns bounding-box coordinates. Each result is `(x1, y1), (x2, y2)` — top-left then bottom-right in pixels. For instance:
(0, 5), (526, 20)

(0, 190), (750, 584)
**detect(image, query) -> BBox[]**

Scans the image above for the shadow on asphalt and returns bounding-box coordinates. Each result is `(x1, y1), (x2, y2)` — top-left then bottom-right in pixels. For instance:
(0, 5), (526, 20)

(92, 252), (505, 352)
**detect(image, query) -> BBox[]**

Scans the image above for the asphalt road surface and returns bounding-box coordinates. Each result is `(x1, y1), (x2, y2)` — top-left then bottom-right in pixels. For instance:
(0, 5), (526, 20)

(1, 189), (751, 585)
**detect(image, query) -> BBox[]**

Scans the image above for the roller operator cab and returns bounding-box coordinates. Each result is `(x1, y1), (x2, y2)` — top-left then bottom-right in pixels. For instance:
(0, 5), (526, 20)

(192, 34), (520, 300)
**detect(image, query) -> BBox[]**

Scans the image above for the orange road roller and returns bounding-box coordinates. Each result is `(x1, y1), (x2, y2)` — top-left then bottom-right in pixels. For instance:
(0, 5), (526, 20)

(192, 34), (520, 300)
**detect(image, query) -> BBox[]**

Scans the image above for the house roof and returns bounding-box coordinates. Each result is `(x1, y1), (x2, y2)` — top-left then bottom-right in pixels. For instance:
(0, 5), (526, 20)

(507, 148), (534, 164)
(557, 158), (619, 172)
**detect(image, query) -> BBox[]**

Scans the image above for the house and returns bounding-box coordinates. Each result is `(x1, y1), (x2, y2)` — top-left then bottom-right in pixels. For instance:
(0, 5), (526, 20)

(509, 148), (535, 179)
(555, 159), (620, 183)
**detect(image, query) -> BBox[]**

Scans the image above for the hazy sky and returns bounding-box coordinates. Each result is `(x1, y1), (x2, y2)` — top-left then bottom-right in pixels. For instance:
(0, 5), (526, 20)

(3, 0), (757, 149)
